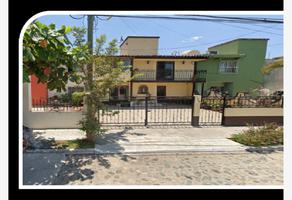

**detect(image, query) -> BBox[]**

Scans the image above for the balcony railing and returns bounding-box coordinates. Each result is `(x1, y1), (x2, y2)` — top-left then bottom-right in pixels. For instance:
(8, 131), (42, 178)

(194, 70), (207, 82)
(133, 70), (194, 81)
(133, 69), (207, 82)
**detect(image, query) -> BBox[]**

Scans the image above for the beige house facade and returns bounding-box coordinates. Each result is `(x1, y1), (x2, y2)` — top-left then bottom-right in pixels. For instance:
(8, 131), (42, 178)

(111, 36), (207, 99)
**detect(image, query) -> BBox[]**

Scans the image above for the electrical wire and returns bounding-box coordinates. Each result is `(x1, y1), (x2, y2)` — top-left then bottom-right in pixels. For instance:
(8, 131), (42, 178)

(69, 15), (85, 20)
(149, 19), (191, 38)
(217, 22), (282, 36)
(120, 18), (138, 35)
(179, 15), (283, 23)
(97, 15), (283, 24)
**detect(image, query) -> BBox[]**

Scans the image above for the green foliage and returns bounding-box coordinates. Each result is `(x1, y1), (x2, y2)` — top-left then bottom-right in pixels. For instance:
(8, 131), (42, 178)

(59, 93), (72, 103)
(78, 115), (106, 141)
(230, 123), (283, 146)
(201, 99), (223, 110)
(23, 21), (89, 92)
(261, 58), (283, 75)
(73, 34), (132, 141)
(71, 91), (84, 106)
(54, 139), (95, 149)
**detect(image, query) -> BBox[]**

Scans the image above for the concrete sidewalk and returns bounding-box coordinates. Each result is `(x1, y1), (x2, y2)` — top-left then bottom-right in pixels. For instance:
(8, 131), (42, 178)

(95, 127), (248, 154)
(29, 126), (250, 154)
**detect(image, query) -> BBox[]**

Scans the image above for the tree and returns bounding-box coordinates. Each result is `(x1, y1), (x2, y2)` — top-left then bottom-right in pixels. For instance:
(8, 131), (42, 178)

(23, 21), (83, 92)
(71, 28), (131, 141)
(261, 57), (283, 75)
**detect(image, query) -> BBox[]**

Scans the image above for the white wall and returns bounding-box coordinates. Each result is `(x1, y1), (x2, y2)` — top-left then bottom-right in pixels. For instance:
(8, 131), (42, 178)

(225, 107), (283, 117)
(23, 83), (83, 129)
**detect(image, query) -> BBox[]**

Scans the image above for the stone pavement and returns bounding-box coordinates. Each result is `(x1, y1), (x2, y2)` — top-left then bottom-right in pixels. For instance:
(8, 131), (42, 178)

(23, 126), (283, 185)
(23, 153), (66, 185)
(53, 151), (283, 185)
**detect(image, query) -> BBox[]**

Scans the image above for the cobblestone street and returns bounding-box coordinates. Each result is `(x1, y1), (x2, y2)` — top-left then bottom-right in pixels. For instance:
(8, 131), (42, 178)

(53, 152), (283, 185)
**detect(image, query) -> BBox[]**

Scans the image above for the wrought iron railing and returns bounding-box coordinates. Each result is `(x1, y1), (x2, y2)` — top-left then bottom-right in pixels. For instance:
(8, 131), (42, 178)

(133, 70), (193, 81)
(133, 70), (156, 81)
(225, 95), (283, 108)
(31, 98), (83, 112)
(194, 70), (207, 82)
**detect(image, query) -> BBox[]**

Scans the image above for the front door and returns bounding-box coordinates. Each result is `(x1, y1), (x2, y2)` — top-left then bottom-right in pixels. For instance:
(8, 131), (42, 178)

(157, 86), (166, 97)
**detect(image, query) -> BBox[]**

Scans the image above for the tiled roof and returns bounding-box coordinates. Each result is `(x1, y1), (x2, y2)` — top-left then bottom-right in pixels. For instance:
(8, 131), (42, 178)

(115, 55), (209, 59)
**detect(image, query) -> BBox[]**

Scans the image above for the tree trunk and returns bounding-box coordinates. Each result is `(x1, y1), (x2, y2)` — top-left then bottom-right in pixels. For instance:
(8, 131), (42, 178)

(85, 15), (96, 141)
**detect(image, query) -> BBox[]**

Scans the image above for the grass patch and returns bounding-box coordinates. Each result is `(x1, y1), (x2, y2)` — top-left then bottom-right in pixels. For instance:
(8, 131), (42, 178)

(54, 139), (95, 149)
(229, 123), (283, 147)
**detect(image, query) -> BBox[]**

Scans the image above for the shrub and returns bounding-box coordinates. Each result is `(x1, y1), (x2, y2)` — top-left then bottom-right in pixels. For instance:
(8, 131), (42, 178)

(72, 92), (84, 106)
(59, 93), (72, 103)
(54, 139), (95, 149)
(230, 123), (283, 146)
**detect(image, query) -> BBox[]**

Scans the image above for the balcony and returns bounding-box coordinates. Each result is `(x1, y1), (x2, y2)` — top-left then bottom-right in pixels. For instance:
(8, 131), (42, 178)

(133, 70), (194, 81)
(194, 70), (207, 82)
(133, 69), (207, 82)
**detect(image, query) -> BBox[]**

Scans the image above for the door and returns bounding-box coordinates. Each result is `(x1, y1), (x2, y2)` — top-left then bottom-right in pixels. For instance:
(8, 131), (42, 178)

(119, 86), (129, 99)
(156, 62), (174, 80)
(157, 86), (166, 97)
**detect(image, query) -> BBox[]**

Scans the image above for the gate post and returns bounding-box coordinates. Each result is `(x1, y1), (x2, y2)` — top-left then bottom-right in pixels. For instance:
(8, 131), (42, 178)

(192, 95), (201, 126)
(221, 94), (227, 125)
(144, 95), (149, 126)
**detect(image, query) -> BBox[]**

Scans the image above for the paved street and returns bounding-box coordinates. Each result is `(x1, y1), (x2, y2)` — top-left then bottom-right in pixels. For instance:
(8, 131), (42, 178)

(23, 127), (282, 186)
(23, 153), (66, 185)
(53, 151), (283, 185)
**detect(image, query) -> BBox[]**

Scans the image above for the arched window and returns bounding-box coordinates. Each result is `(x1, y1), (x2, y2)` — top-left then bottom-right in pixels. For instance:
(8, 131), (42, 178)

(138, 85), (149, 94)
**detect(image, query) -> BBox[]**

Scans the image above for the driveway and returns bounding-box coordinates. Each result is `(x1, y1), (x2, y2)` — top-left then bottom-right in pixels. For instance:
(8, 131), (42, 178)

(95, 126), (248, 154)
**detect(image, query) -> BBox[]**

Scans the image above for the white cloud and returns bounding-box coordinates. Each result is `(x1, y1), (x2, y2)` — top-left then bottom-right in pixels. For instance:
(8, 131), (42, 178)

(182, 36), (203, 43)
(181, 50), (191, 54)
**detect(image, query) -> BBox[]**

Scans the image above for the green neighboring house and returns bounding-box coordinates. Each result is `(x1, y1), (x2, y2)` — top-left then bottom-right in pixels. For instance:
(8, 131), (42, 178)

(195, 38), (268, 97)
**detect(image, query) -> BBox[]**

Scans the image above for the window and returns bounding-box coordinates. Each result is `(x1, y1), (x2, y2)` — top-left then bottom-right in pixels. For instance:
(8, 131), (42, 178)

(138, 85), (149, 94)
(219, 60), (238, 73)
(119, 86), (128, 95)
(156, 61), (174, 80)
(209, 50), (218, 55)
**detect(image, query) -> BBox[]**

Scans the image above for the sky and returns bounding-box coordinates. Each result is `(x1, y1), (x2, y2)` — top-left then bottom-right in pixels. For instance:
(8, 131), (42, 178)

(37, 14), (283, 58)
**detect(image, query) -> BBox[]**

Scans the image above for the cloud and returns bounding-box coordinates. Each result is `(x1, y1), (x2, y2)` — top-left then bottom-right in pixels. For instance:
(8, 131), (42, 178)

(182, 36), (203, 43)
(181, 50), (192, 54)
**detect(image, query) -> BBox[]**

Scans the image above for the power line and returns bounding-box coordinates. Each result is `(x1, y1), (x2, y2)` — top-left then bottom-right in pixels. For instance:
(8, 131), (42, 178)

(242, 23), (283, 31)
(69, 15), (85, 20)
(180, 15), (283, 23)
(149, 19), (191, 38)
(97, 15), (283, 24)
(217, 22), (283, 36)
(120, 18), (138, 35)
(117, 27), (280, 52)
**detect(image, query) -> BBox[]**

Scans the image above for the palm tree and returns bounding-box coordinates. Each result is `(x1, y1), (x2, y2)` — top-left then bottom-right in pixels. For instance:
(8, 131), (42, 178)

(261, 57), (283, 75)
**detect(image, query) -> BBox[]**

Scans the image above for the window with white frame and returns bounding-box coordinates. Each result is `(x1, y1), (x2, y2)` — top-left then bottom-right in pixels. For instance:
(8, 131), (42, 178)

(219, 60), (238, 73)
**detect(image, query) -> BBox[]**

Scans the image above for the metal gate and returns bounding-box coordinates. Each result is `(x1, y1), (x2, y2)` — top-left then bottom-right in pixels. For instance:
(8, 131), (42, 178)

(99, 96), (193, 126)
(199, 96), (226, 126)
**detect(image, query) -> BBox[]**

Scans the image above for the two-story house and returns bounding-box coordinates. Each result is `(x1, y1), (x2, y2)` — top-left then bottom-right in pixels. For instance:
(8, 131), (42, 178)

(110, 36), (208, 99)
(195, 38), (268, 97)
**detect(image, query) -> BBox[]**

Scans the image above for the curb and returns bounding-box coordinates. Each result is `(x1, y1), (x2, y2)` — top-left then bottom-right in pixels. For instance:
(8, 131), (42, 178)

(24, 145), (283, 155)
